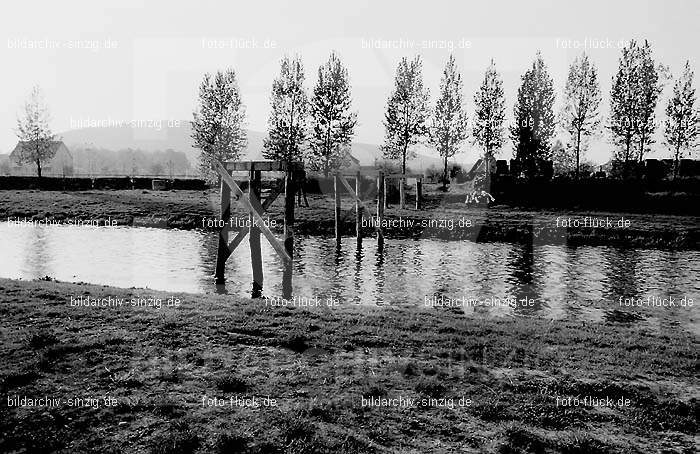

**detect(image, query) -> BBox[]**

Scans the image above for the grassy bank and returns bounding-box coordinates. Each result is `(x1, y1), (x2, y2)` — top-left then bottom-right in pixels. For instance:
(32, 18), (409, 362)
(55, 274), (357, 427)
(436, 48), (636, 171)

(0, 278), (697, 453)
(1, 187), (698, 249)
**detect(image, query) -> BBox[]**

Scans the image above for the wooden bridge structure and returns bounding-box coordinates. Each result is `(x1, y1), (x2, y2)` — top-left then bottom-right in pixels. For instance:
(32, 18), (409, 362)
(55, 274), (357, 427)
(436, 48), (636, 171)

(213, 159), (424, 297)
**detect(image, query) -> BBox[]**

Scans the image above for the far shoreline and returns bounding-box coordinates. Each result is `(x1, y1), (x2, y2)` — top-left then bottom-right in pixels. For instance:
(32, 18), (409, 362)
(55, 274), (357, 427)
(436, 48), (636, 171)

(0, 187), (697, 249)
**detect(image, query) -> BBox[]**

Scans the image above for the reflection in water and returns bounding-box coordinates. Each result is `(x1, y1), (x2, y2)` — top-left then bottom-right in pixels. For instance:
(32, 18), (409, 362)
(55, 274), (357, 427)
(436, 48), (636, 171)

(603, 248), (641, 302)
(353, 247), (363, 305)
(0, 222), (698, 333)
(373, 246), (386, 305)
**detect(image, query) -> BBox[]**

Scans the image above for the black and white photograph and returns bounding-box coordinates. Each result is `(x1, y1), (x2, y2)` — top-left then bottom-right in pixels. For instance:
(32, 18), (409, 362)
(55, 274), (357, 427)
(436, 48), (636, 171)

(0, 1), (698, 452)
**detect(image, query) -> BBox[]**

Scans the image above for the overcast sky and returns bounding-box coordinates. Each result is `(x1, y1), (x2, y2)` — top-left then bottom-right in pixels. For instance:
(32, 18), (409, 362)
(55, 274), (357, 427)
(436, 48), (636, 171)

(1, 0), (698, 163)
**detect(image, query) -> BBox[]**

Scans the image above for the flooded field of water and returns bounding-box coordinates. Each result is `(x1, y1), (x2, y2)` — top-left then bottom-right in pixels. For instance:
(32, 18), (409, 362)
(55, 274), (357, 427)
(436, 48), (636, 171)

(0, 222), (697, 333)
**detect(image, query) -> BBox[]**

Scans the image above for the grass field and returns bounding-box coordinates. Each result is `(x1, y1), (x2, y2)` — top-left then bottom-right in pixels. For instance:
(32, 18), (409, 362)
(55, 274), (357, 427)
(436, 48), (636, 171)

(0, 278), (697, 453)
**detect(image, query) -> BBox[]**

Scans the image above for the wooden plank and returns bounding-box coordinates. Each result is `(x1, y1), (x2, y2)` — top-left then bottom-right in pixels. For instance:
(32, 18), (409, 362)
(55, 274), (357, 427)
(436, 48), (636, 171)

(214, 160), (291, 263)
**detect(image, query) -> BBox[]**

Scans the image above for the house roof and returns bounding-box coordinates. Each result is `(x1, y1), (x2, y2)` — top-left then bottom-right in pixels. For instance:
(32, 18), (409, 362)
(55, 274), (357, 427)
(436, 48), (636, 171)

(9, 141), (71, 161)
(346, 152), (360, 165)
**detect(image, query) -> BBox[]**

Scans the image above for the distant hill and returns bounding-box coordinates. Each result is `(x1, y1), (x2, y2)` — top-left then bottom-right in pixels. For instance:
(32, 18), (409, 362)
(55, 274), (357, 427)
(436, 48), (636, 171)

(57, 121), (452, 172)
(58, 121), (202, 165)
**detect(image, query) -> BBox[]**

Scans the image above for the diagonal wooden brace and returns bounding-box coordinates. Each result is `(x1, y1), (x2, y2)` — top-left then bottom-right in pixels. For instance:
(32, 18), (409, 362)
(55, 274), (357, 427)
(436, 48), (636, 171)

(220, 185), (282, 260)
(214, 160), (291, 263)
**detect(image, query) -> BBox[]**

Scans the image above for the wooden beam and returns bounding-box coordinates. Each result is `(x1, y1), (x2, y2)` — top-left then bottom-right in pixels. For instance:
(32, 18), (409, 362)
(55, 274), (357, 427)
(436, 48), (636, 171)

(283, 171), (295, 256)
(224, 160), (304, 172)
(261, 188), (281, 211)
(383, 177), (388, 211)
(214, 160), (291, 264)
(249, 169), (263, 296)
(416, 177), (422, 210)
(385, 173), (422, 179)
(221, 186), (280, 260)
(338, 171), (378, 177)
(225, 161), (286, 172)
(224, 229), (248, 260)
(377, 172), (385, 247)
(214, 179), (231, 284)
(355, 171), (362, 244)
(334, 175), (342, 245)
(282, 170), (295, 299)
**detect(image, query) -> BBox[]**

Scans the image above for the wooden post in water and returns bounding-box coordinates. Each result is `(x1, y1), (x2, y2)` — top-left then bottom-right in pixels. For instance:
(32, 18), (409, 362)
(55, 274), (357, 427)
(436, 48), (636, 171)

(416, 177), (422, 210)
(355, 171), (362, 246)
(334, 174), (342, 246)
(377, 171), (384, 248)
(249, 168), (263, 297)
(282, 169), (295, 298)
(399, 177), (405, 209)
(383, 176), (388, 211)
(214, 178), (231, 285)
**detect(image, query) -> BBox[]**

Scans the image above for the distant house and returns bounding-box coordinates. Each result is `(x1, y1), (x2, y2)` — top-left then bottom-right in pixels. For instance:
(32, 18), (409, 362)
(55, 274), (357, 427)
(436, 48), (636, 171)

(341, 151), (362, 170)
(8, 141), (74, 176)
(0, 154), (10, 175)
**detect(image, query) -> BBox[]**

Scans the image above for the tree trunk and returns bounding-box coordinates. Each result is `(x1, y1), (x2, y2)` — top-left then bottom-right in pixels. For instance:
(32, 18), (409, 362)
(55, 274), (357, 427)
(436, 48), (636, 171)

(623, 137), (631, 179)
(36, 158), (42, 178)
(485, 147), (492, 176)
(575, 129), (581, 179)
(674, 144), (681, 180)
(402, 143), (407, 175)
(443, 155), (448, 190)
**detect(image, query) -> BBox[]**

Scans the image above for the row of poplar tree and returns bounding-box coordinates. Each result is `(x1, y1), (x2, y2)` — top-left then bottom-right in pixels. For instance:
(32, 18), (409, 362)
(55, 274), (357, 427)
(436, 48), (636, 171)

(191, 39), (698, 182)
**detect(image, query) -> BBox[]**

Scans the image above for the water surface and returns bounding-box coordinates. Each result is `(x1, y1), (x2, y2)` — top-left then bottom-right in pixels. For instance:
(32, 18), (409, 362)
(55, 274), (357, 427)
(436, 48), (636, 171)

(1, 222), (697, 333)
